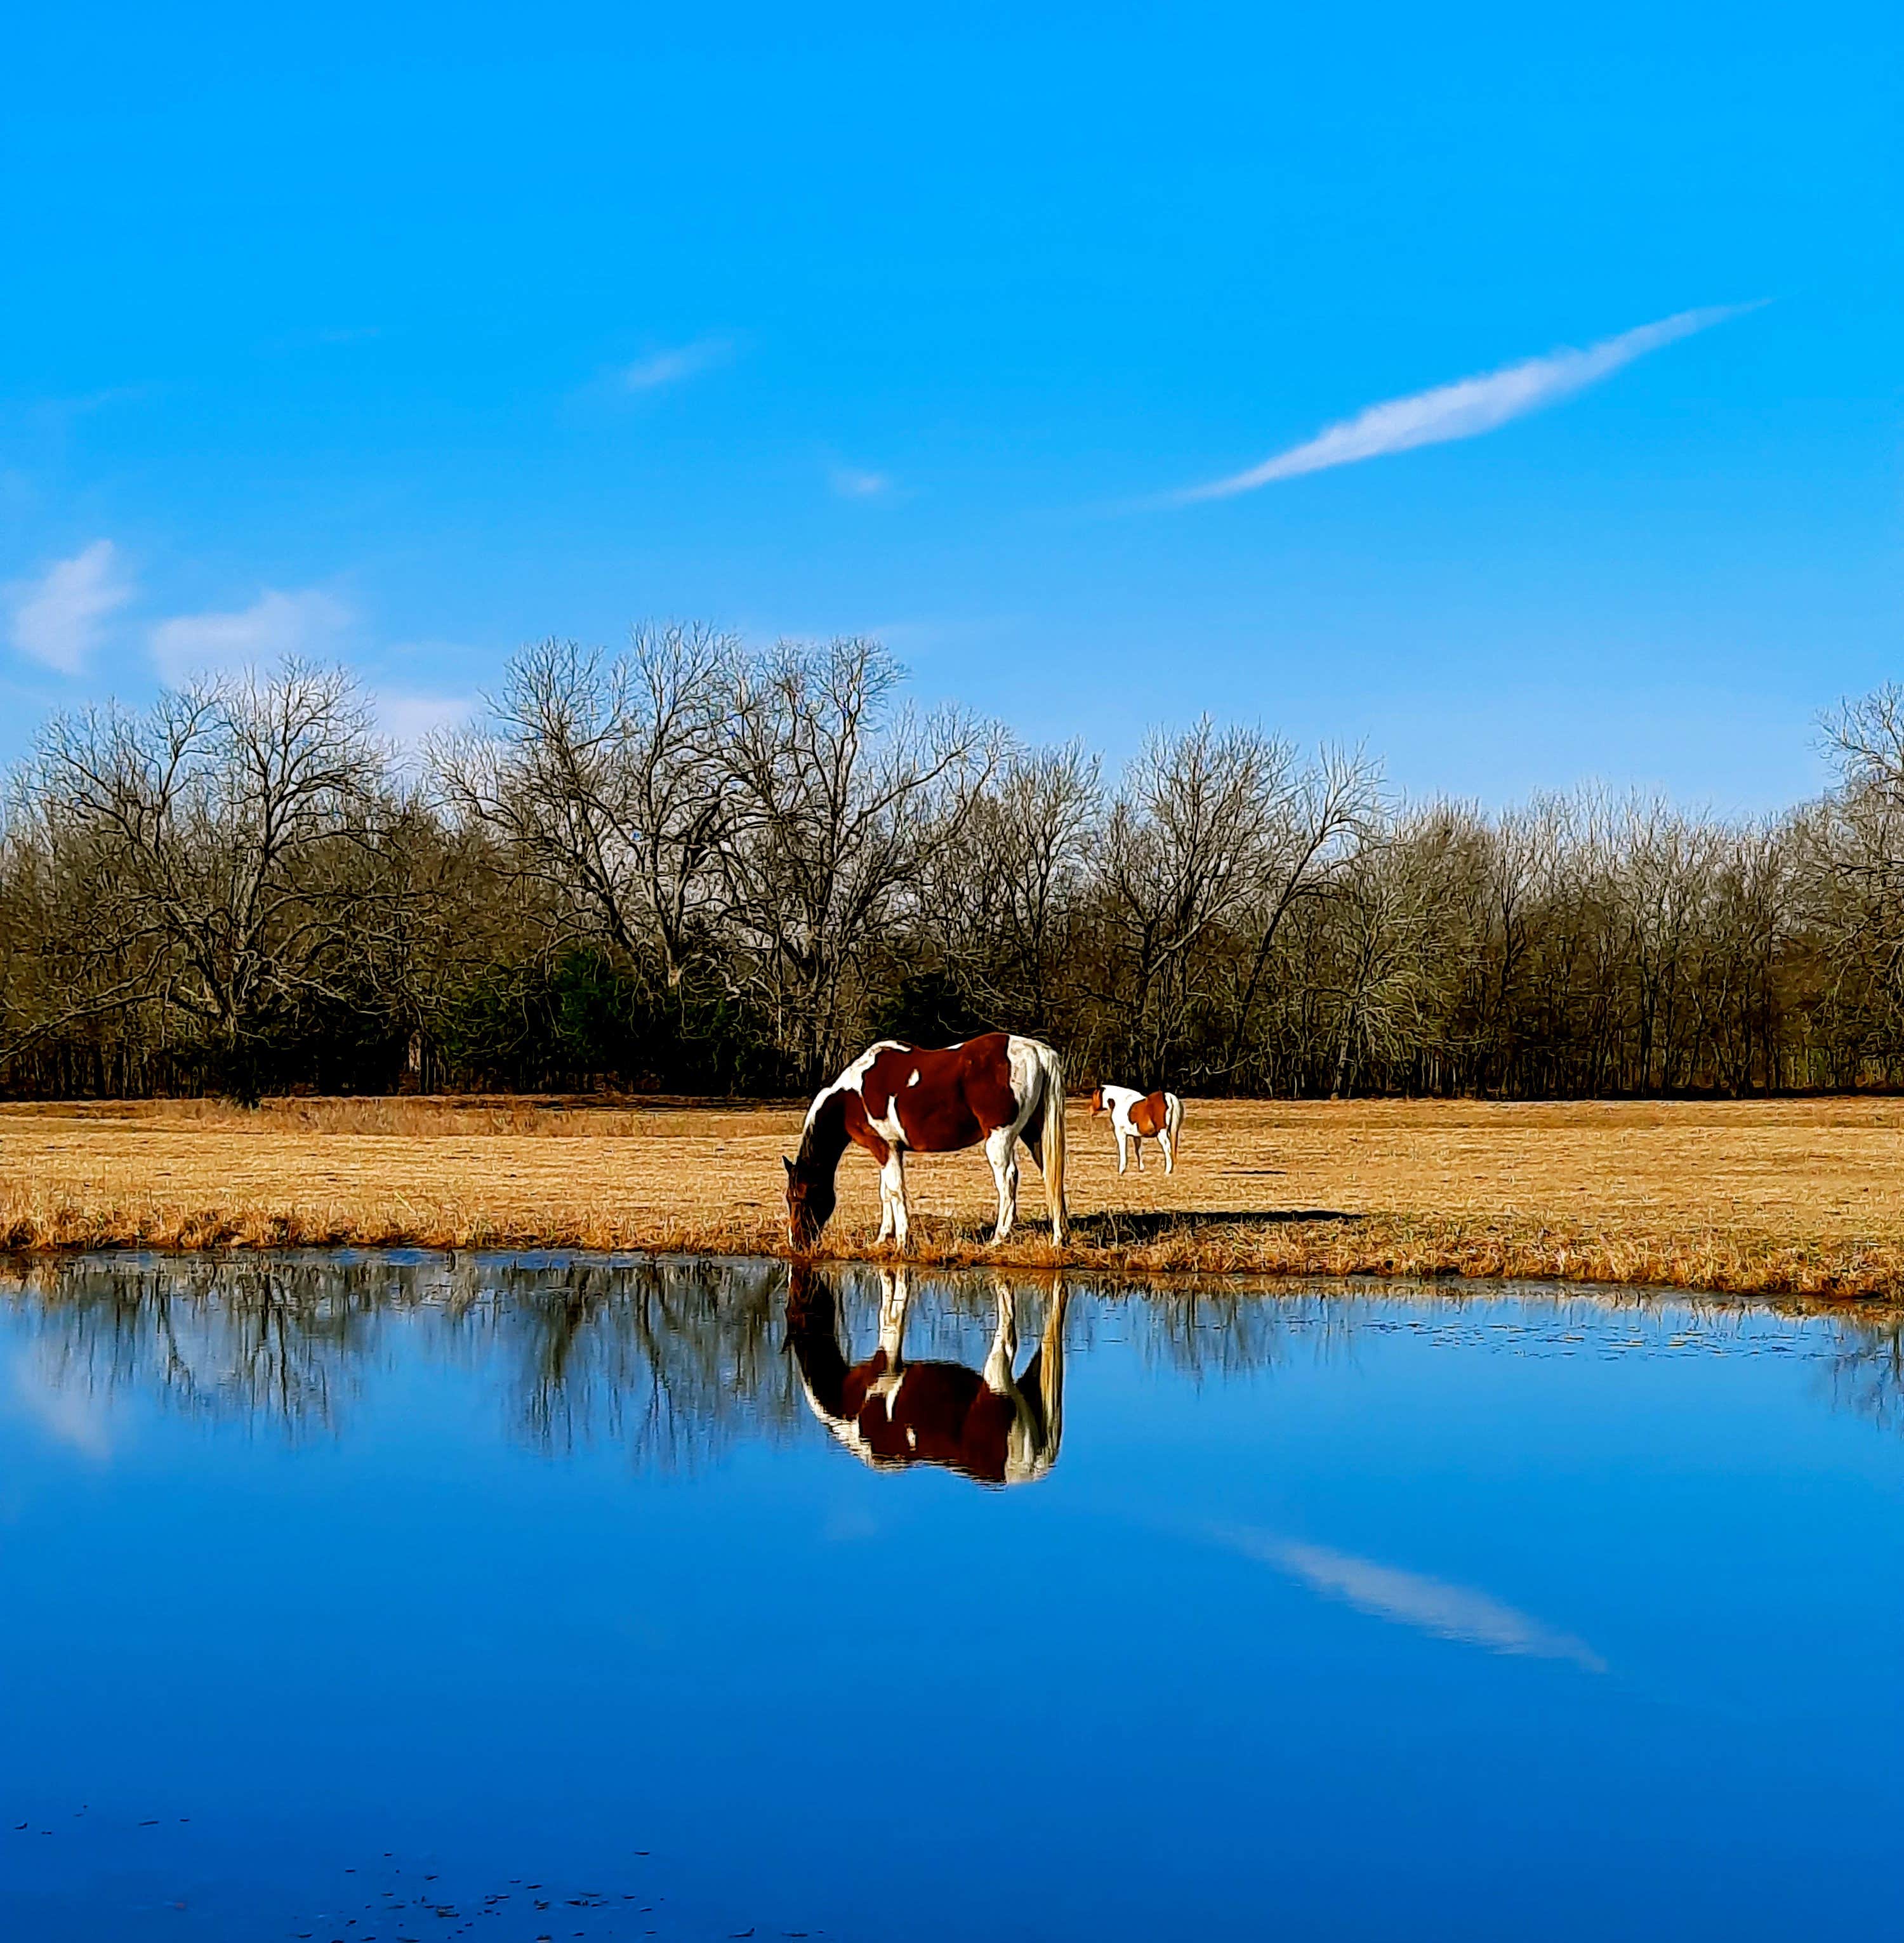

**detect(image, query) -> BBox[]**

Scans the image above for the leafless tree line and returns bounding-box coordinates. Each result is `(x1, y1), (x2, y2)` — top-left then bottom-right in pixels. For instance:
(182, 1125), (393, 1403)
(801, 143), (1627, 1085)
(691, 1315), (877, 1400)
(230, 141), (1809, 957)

(5, 629), (1904, 1099)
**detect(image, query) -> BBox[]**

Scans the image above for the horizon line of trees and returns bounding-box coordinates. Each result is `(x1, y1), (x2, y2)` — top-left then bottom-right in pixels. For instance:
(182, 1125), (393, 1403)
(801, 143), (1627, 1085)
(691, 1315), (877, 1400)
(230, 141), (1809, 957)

(4, 625), (1904, 1104)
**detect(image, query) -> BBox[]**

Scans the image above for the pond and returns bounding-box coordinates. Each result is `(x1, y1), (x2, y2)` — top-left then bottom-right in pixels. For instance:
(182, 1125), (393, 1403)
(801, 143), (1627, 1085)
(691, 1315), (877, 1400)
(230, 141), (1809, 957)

(3, 1253), (1901, 1942)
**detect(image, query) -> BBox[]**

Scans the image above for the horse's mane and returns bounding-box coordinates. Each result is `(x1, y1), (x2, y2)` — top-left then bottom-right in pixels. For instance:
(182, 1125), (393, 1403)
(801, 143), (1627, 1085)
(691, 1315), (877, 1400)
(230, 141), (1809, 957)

(794, 1086), (850, 1175)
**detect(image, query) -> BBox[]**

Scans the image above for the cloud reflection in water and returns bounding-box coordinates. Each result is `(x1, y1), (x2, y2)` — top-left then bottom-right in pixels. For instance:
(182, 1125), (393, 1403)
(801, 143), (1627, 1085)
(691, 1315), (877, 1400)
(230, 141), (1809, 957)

(1215, 1523), (1607, 1672)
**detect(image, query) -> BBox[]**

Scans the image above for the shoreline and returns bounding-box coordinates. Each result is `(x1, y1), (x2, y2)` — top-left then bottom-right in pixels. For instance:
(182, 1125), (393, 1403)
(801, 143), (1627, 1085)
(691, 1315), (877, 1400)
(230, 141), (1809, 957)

(6, 1093), (1904, 1302)
(3, 1201), (1901, 1303)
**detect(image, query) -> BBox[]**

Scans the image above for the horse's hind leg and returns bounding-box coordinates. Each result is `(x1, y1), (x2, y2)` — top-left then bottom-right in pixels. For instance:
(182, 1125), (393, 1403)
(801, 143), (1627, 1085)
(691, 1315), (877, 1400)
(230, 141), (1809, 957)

(985, 1126), (1019, 1242)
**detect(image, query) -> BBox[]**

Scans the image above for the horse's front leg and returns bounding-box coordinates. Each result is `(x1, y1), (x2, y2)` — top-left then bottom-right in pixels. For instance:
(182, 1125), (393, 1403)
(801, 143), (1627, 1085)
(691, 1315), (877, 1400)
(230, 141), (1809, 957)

(985, 1128), (1019, 1242)
(1116, 1129), (1130, 1175)
(981, 1281), (1019, 1392)
(880, 1147), (911, 1250)
(877, 1267), (911, 1364)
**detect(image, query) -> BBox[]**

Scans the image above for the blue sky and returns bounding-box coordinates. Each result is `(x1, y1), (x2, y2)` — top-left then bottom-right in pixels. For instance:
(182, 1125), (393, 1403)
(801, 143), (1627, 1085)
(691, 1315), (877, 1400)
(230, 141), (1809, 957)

(3, 2), (1898, 807)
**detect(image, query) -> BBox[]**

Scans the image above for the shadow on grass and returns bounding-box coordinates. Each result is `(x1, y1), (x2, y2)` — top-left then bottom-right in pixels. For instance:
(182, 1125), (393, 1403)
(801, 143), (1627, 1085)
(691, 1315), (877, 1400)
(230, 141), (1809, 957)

(1068, 1208), (1362, 1243)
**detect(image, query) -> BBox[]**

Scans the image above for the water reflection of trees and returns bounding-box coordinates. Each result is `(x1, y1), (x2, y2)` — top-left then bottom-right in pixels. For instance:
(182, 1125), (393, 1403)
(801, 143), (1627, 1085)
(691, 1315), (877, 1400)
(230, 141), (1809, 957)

(5, 1253), (392, 1430)
(471, 1255), (797, 1459)
(0, 1253), (807, 1463)
(4, 1254), (1900, 1459)
(831, 1272), (1316, 1380)
(0, 1255), (1322, 1464)
(1829, 1315), (1904, 1431)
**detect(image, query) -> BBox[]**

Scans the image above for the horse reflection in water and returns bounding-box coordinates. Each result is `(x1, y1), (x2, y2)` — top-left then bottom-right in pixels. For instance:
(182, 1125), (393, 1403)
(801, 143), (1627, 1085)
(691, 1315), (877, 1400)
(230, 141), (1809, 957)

(784, 1267), (1068, 1487)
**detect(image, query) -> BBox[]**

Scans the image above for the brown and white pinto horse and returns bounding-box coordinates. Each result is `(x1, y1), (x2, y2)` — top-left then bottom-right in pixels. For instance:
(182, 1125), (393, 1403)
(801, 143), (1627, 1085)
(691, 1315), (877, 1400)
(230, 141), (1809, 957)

(1088, 1083), (1184, 1175)
(784, 1265), (1067, 1487)
(783, 1031), (1067, 1251)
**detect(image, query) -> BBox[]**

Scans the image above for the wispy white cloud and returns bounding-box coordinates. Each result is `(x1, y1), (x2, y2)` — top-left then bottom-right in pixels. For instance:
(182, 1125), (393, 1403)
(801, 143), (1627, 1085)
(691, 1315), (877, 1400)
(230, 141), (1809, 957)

(830, 463), (894, 500)
(149, 587), (352, 683)
(1175, 303), (1760, 503)
(373, 686), (476, 749)
(1214, 1524), (1605, 1671)
(619, 335), (735, 392)
(6, 539), (135, 675)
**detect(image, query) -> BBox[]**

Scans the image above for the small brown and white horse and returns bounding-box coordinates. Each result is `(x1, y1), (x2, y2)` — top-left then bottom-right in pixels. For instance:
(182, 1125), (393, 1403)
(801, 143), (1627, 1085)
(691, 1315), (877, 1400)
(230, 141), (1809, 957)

(784, 1265), (1068, 1487)
(783, 1031), (1068, 1251)
(1088, 1084), (1184, 1175)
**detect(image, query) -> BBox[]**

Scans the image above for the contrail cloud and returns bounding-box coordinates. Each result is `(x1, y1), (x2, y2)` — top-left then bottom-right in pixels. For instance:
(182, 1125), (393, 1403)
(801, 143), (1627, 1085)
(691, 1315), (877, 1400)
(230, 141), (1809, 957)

(1174, 303), (1759, 503)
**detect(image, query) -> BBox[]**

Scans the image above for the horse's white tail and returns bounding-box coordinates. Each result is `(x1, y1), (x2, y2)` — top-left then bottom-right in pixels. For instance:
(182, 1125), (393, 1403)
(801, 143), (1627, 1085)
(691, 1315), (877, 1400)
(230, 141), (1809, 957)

(1165, 1091), (1184, 1154)
(1035, 1043), (1068, 1243)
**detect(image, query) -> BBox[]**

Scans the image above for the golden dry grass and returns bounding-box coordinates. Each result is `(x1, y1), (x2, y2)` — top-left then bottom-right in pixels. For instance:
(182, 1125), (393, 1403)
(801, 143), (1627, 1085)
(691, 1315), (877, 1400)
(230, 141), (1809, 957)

(3, 1093), (1903, 1300)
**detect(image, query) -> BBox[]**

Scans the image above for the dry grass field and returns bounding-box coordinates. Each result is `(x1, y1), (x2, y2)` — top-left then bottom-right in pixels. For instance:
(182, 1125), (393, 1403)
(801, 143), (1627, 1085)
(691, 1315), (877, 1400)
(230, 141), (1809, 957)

(4, 1093), (1904, 1300)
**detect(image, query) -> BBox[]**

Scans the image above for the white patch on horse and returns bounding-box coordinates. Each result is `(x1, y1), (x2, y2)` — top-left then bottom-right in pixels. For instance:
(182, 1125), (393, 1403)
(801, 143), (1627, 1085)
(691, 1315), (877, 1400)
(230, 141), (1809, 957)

(868, 1081), (909, 1150)
(907, 1069), (920, 1086)
(1003, 1036), (1043, 1140)
(803, 1038), (911, 1131)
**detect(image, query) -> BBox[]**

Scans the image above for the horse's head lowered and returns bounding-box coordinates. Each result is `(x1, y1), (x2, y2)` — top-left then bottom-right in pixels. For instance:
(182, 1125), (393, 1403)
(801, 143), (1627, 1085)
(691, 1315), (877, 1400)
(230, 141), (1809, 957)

(783, 1152), (836, 1253)
(1087, 1085), (1106, 1116)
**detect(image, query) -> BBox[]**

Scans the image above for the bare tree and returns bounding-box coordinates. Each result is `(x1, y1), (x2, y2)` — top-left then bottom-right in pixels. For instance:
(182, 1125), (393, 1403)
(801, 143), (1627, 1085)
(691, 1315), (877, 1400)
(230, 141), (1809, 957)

(1218, 742), (1382, 1076)
(28, 662), (392, 1099)
(435, 626), (738, 995)
(1615, 794), (1716, 1092)
(1808, 685), (1904, 1067)
(1094, 721), (1281, 1080)
(1094, 723), (1378, 1084)
(0, 788), (159, 1071)
(716, 636), (993, 1084)
(1316, 810), (1450, 1095)
(1685, 818), (1791, 1094)
(925, 739), (1102, 1034)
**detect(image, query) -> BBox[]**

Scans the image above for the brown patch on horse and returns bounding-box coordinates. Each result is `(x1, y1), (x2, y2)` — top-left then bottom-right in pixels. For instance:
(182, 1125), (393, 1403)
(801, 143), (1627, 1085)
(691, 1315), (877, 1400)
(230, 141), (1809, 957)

(1087, 1086), (1106, 1116)
(1129, 1090), (1170, 1137)
(854, 1364), (1019, 1484)
(849, 1033), (1021, 1154)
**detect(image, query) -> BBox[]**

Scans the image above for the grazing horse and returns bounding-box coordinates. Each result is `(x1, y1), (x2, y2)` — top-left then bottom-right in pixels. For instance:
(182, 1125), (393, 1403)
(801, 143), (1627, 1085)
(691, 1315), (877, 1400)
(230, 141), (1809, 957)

(784, 1265), (1067, 1487)
(1089, 1083), (1184, 1175)
(783, 1031), (1067, 1251)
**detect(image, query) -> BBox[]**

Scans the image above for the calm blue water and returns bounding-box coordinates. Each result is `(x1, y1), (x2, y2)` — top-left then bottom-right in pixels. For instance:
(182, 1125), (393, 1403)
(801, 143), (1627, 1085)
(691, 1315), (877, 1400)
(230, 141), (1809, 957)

(3, 1253), (1901, 1942)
